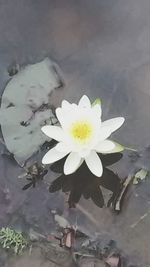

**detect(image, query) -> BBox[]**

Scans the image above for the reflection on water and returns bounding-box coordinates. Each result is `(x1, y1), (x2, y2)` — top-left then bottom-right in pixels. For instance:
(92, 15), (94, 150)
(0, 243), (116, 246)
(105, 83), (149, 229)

(49, 153), (123, 208)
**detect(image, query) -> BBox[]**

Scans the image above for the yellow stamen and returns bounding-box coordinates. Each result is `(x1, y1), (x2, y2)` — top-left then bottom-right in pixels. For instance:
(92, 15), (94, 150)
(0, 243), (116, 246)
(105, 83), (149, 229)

(70, 121), (92, 142)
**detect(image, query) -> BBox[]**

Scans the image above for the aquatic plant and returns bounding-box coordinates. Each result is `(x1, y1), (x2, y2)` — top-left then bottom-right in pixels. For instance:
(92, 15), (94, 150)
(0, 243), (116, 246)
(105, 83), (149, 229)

(0, 227), (28, 254)
(41, 95), (125, 177)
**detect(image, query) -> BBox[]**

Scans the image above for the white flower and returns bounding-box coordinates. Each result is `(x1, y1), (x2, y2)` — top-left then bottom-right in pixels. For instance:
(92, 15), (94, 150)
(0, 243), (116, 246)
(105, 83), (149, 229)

(41, 95), (125, 177)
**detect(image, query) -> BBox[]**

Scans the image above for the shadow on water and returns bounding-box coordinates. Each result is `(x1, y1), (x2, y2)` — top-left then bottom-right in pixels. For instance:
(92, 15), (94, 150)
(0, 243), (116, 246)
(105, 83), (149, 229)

(49, 153), (123, 208)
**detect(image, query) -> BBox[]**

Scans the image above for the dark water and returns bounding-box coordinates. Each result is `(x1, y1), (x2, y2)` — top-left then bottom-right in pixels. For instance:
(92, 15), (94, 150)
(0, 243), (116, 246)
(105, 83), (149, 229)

(1, 0), (150, 266)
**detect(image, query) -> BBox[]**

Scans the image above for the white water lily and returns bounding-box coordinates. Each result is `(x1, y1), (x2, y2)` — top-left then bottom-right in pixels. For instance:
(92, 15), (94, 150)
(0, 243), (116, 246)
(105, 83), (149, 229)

(41, 95), (125, 177)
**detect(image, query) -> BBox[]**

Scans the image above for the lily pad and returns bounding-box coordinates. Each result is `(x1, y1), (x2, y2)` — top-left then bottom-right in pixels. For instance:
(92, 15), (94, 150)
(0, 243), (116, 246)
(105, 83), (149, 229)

(0, 58), (62, 165)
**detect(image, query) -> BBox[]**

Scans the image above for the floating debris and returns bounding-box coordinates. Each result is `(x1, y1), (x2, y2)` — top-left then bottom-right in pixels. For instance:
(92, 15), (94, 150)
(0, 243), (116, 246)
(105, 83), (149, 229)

(7, 62), (20, 76)
(55, 227), (76, 249)
(105, 254), (121, 267)
(130, 212), (149, 228)
(29, 228), (46, 242)
(54, 214), (70, 229)
(113, 174), (133, 212)
(21, 163), (48, 190)
(133, 168), (148, 185)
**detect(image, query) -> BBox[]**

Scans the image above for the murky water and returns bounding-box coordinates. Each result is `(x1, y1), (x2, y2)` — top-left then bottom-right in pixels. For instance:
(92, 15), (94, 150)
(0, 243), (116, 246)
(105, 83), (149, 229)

(1, 0), (150, 266)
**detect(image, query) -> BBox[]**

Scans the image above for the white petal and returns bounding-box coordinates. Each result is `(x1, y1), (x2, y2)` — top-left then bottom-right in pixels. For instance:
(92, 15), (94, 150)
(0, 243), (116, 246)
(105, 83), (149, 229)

(56, 106), (77, 129)
(85, 151), (103, 177)
(92, 103), (102, 118)
(55, 142), (72, 153)
(56, 107), (63, 124)
(79, 149), (91, 158)
(98, 127), (112, 142)
(41, 125), (64, 141)
(55, 107), (69, 129)
(104, 141), (124, 153)
(78, 95), (91, 108)
(71, 103), (78, 109)
(96, 140), (115, 153)
(85, 126), (110, 150)
(42, 148), (68, 164)
(102, 117), (125, 133)
(64, 152), (82, 175)
(62, 100), (71, 109)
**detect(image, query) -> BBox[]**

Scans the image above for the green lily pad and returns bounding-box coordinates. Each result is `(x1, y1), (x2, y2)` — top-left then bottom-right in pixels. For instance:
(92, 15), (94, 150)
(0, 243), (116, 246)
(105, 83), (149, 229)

(0, 58), (62, 165)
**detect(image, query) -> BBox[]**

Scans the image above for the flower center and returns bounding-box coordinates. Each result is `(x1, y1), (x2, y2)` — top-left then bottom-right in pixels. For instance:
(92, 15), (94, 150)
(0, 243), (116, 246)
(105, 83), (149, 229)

(70, 120), (92, 142)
